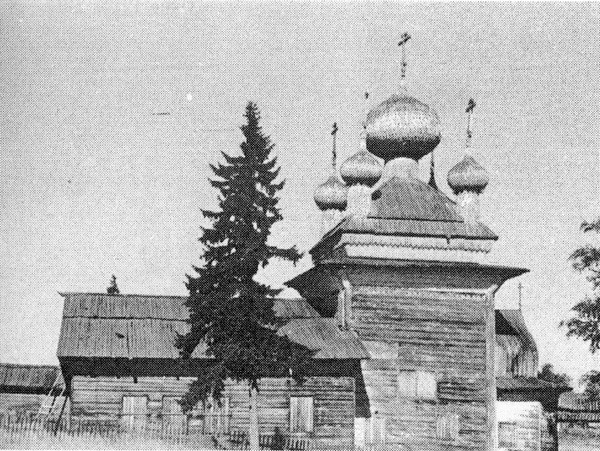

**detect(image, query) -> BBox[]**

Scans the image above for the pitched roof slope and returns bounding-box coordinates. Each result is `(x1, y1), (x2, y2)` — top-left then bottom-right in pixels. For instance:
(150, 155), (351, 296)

(57, 293), (367, 360)
(497, 309), (538, 354)
(370, 176), (462, 222)
(0, 363), (64, 393)
(311, 177), (497, 258)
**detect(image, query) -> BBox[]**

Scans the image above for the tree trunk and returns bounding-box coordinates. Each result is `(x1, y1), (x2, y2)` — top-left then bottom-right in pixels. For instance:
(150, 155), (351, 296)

(249, 384), (260, 450)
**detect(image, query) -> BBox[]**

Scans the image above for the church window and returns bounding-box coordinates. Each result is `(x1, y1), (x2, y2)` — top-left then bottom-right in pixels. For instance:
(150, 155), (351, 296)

(397, 370), (437, 399)
(290, 396), (313, 433)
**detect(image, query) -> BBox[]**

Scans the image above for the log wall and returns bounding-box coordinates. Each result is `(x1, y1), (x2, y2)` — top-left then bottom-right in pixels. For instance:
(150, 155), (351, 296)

(70, 375), (355, 448)
(349, 285), (491, 450)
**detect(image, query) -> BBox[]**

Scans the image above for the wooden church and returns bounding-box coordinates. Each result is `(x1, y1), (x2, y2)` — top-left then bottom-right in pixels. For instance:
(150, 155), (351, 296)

(56, 36), (567, 450)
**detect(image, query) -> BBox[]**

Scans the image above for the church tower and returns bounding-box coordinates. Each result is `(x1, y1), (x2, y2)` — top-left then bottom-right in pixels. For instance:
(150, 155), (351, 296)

(288, 34), (526, 450)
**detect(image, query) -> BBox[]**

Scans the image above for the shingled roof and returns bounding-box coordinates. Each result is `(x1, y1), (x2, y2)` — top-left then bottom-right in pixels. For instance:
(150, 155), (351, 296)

(311, 177), (497, 257)
(0, 363), (64, 394)
(57, 293), (368, 361)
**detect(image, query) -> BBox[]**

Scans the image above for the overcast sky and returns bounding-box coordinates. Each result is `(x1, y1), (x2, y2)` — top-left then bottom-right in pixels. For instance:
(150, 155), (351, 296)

(1, 1), (599, 386)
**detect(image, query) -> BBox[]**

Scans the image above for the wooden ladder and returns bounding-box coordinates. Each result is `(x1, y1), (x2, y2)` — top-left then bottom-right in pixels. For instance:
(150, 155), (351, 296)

(36, 373), (65, 419)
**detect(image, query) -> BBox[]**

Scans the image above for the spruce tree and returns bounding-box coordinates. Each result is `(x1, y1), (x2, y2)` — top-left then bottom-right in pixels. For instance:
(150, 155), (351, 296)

(176, 102), (311, 449)
(107, 275), (120, 294)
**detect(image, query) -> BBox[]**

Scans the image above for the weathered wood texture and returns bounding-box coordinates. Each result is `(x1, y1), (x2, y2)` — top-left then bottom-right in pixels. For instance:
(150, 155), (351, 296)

(70, 375), (355, 449)
(0, 364), (64, 394)
(345, 265), (508, 291)
(350, 285), (491, 450)
(0, 393), (45, 416)
(497, 401), (543, 451)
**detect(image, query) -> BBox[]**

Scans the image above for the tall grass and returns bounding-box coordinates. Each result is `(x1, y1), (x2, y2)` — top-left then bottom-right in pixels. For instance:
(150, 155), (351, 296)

(0, 415), (218, 450)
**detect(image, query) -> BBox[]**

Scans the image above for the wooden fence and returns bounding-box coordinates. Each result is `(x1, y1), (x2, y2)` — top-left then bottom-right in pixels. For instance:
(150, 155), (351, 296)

(0, 415), (315, 450)
(0, 415), (218, 449)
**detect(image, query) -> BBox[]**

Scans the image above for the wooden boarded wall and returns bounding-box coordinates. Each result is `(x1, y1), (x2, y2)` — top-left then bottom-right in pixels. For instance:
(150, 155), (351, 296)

(70, 375), (355, 448)
(350, 285), (490, 450)
(497, 401), (542, 451)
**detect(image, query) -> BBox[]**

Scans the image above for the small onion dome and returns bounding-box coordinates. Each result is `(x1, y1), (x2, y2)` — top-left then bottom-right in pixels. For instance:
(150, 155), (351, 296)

(365, 92), (441, 162)
(447, 154), (489, 194)
(340, 149), (382, 187)
(314, 175), (348, 211)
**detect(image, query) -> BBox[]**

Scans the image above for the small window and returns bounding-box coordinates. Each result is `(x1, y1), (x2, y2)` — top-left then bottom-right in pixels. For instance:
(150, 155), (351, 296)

(397, 371), (437, 400)
(290, 396), (313, 433)
(436, 413), (460, 441)
(162, 397), (187, 431)
(122, 396), (147, 430)
(498, 421), (517, 449)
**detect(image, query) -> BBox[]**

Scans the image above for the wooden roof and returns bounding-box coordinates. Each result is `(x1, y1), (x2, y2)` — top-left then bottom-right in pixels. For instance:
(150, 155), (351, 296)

(370, 176), (462, 222)
(311, 177), (497, 257)
(57, 293), (366, 361)
(0, 363), (64, 393)
(496, 309), (538, 355)
(59, 293), (320, 321)
(559, 392), (600, 411)
(496, 376), (561, 391)
(558, 392), (600, 421)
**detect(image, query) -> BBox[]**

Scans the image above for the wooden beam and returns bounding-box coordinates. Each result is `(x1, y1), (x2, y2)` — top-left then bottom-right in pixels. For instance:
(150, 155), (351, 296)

(486, 285), (499, 451)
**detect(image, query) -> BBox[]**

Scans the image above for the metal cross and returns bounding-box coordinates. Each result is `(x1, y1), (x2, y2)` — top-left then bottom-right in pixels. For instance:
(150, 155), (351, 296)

(331, 122), (338, 171)
(465, 98), (476, 147)
(518, 282), (523, 310)
(398, 32), (412, 81)
(363, 92), (369, 129)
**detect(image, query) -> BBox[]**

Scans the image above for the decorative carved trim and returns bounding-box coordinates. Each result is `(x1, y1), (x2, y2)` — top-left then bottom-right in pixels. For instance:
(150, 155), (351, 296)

(342, 232), (494, 253)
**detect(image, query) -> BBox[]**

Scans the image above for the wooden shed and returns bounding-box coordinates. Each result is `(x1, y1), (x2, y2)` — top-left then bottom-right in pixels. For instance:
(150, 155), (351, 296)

(0, 363), (66, 419)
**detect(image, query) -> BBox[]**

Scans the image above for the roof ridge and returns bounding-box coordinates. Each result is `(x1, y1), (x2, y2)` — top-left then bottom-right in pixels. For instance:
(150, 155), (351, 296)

(60, 292), (309, 301)
(0, 362), (59, 369)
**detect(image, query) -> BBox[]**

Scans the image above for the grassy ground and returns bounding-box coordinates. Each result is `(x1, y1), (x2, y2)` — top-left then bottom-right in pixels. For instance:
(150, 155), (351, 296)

(0, 429), (219, 450)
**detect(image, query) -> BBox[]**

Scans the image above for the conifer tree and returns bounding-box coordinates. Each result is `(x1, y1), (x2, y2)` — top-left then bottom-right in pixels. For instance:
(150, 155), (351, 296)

(176, 102), (311, 449)
(107, 275), (120, 294)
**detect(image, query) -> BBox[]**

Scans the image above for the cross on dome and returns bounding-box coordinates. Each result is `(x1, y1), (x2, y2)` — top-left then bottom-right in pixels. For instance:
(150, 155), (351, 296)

(398, 32), (411, 89)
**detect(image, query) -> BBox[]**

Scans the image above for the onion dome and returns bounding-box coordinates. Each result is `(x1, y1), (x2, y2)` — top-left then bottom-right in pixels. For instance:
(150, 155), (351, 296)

(365, 92), (441, 162)
(447, 154), (489, 194)
(447, 99), (488, 194)
(340, 134), (383, 187)
(314, 122), (348, 211)
(314, 175), (348, 211)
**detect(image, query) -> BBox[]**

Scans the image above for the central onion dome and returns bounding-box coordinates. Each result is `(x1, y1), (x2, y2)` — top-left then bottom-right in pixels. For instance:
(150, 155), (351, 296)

(314, 175), (348, 211)
(447, 154), (489, 194)
(365, 91), (441, 162)
(340, 133), (383, 187)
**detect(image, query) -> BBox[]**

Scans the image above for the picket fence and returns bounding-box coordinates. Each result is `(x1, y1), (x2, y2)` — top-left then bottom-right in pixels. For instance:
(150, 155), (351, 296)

(0, 414), (220, 449)
(0, 415), (317, 450)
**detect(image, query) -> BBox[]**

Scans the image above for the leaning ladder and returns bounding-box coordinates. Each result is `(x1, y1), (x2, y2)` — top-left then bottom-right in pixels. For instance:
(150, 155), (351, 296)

(36, 373), (65, 420)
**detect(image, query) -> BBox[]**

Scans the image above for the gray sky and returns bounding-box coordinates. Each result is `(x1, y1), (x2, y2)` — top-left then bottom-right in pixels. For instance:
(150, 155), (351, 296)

(1, 1), (599, 386)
